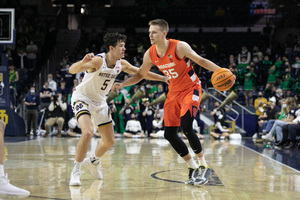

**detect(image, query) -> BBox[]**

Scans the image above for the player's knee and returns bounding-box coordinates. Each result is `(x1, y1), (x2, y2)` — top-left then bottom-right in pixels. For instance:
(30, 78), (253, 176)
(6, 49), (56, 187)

(181, 123), (193, 135)
(105, 137), (115, 147)
(81, 128), (94, 140)
(164, 127), (177, 141)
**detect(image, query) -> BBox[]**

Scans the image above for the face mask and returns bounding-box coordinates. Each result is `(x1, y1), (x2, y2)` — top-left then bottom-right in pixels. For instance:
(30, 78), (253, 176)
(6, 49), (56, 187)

(282, 104), (287, 108)
(253, 58), (258, 62)
(158, 89), (162, 92)
(258, 95), (262, 98)
(140, 88), (144, 91)
(30, 90), (35, 94)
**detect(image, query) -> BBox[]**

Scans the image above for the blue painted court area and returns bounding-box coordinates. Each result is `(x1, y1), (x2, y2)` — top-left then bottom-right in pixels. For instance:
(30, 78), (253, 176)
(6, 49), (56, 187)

(242, 138), (300, 172)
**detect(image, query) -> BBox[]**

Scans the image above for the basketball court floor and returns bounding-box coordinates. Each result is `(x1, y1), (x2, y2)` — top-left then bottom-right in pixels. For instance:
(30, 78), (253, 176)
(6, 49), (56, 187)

(3, 136), (300, 200)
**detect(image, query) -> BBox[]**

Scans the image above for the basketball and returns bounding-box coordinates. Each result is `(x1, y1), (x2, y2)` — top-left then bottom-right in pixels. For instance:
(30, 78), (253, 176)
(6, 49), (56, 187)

(211, 68), (235, 91)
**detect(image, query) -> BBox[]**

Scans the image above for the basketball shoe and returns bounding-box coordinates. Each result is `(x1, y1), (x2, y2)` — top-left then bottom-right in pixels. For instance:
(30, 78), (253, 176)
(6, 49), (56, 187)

(0, 174), (30, 198)
(185, 168), (200, 185)
(194, 166), (211, 185)
(83, 157), (103, 179)
(69, 170), (84, 186)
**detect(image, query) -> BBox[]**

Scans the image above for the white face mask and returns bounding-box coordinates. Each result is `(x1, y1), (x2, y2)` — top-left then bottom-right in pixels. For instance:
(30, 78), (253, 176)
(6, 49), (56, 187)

(30, 90), (35, 94)
(282, 104), (287, 108)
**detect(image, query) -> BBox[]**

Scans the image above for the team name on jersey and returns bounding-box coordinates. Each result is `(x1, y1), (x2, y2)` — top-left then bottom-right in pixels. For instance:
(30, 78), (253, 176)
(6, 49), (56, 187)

(157, 62), (176, 69)
(98, 72), (117, 78)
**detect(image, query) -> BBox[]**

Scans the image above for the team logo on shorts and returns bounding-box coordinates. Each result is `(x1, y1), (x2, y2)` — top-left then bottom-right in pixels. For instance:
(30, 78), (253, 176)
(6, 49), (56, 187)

(75, 103), (84, 111)
(192, 105), (198, 117)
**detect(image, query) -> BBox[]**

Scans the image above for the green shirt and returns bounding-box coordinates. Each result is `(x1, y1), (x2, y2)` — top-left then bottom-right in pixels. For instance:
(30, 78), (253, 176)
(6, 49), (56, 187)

(267, 68), (276, 83)
(243, 71), (256, 90)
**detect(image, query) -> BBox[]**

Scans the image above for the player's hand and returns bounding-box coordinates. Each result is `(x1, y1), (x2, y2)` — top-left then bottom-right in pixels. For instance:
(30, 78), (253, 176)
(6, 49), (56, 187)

(111, 82), (123, 91)
(163, 76), (170, 85)
(82, 53), (94, 63)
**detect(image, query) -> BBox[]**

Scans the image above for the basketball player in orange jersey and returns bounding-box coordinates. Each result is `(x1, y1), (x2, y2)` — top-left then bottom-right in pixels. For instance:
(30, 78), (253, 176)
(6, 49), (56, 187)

(112, 19), (222, 185)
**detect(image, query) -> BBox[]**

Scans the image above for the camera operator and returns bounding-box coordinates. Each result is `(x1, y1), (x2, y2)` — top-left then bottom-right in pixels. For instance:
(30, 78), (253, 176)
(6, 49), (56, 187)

(42, 95), (67, 137)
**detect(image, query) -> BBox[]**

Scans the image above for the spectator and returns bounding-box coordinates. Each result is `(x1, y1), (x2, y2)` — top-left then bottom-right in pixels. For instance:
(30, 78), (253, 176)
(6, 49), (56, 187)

(67, 116), (81, 137)
(209, 101), (232, 140)
(8, 65), (19, 108)
(262, 97), (297, 141)
(266, 65), (277, 91)
(16, 48), (28, 69)
(141, 97), (155, 137)
(150, 113), (164, 138)
(56, 80), (69, 98)
(42, 95), (67, 138)
(275, 108), (300, 149)
(26, 40), (38, 71)
(24, 86), (40, 136)
(259, 55), (273, 87)
(39, 81), (53, 111)
(254, 91), (268, 135)
(112, 90), (125, 134)
(242, 65), (256, 106)
(238, 45), (251, 64)
(123, 113), (146, 138)
(252, 45), (263, 61)
(280, 68), (293, 98)
(274, 88), (284, 108)
(291, 55), (300, 79)
(47, 74), (57, 94)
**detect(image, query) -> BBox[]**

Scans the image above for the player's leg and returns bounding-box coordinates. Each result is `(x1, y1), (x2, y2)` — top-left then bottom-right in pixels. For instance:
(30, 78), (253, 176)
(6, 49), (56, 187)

(0, 120), (30, 198)
(82, 122), (114, 180)
(70, 113), (94, 186)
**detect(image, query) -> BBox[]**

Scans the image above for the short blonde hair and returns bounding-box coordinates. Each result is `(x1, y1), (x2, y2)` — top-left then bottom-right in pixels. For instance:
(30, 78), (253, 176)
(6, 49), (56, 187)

(149, 19), (169, 33)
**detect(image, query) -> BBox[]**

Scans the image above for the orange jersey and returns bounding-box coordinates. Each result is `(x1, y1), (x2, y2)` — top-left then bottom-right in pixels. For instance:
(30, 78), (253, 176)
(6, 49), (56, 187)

(149, 39), (201, 92)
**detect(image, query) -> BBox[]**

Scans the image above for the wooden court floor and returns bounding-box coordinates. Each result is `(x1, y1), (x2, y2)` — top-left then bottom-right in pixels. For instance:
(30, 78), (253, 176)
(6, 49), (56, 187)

(3, 136), (300, 200)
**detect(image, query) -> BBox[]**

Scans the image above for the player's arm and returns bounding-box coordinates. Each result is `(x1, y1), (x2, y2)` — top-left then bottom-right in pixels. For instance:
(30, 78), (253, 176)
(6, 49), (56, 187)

(121, 59), (167, 83)
(176, 41), (220, 72)
(69, 53), (102, 74)
(112, 50), (154, 90)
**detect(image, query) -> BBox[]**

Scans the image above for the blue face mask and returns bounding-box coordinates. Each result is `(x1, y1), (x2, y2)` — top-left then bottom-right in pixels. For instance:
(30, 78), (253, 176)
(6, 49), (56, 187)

(282, 104), (287, 108)
(30, 90), (35, 94)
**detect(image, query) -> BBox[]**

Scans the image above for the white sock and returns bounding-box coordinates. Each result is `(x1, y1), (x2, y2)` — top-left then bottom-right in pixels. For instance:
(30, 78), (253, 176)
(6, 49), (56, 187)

(197, 157), (208, 168)
(186, 158), (198, 169)
(73, 161), (82, 172)
(0, 164), (4, 176)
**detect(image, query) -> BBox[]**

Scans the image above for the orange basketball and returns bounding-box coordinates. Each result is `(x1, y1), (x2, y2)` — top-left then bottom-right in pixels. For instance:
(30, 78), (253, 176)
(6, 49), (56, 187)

(211, 68), (235, 91)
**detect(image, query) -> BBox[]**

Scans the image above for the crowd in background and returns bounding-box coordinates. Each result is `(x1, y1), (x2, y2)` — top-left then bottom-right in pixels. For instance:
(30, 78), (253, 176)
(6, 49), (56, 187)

(1, 3), (300, 150)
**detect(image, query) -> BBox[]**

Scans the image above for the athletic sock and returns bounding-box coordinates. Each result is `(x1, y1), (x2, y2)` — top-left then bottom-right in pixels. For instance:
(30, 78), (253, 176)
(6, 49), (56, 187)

(0, 164), (4, 176)
(197, 156), (208, 168)
(73, 161), (83, 172)
(186, 158), (198, 169)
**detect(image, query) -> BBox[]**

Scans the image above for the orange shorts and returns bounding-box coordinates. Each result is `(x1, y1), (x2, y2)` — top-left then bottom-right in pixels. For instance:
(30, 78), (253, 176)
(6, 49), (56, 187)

(163, 84), (202, 127)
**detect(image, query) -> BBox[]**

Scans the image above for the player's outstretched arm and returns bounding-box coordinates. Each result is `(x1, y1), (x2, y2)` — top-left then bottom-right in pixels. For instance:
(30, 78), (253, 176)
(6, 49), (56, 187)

(176, 41), (221, 72)
(69, 53), (101, 74)
(112, 50), (155, 91)
(121, 59), (168, 83)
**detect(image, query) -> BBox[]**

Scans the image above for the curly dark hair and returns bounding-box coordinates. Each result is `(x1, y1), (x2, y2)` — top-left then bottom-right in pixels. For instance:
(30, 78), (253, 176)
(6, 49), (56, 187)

(103, 32), (127, 52)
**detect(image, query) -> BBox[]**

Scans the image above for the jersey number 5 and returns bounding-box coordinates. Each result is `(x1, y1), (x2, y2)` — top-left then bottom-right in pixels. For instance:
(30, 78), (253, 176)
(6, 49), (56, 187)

(163, 69), (178, 79)
(101, 79), (110, 90)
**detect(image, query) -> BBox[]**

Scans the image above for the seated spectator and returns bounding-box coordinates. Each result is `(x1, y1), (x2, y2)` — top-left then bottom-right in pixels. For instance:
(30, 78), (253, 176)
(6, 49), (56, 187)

(150, 113), (164, 138)
(42, 95), (67, 138)
(262, 97), (297, 141)
(124, 113), (146, 138)
(209, 101), (232, 140)
(67, 116), (81, 137)
(275, 108), (300, 149)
